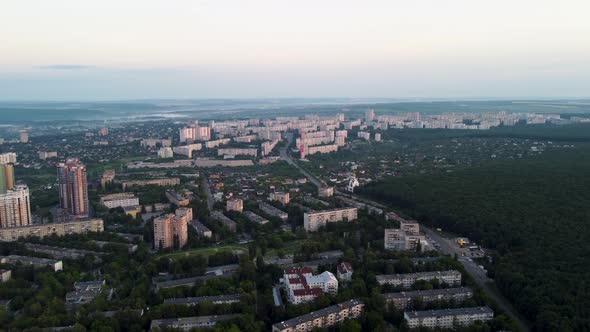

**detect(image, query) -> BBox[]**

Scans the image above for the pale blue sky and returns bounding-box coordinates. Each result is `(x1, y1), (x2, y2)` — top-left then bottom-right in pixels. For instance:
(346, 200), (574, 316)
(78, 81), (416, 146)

(1, 0), (589, 100)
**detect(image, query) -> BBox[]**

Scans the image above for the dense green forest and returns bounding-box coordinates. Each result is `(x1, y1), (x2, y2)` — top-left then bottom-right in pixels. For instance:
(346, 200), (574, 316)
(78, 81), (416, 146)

(359, 143), (590, 331)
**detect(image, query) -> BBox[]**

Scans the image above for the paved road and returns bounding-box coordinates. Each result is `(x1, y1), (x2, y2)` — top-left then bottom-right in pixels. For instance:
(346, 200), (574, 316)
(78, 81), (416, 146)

(423, 226), (531, 332)
(279, 133), (323, 188)
(201, 173), (214, 210)
(282, 153), (531, 331)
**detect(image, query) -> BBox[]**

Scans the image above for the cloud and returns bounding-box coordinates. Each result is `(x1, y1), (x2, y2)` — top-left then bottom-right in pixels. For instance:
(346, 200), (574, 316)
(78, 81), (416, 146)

(37, 65), (94, 70)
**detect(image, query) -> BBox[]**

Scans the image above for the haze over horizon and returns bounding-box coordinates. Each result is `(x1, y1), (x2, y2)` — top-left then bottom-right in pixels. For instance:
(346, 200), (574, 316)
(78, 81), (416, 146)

(1, 0), (589, 100)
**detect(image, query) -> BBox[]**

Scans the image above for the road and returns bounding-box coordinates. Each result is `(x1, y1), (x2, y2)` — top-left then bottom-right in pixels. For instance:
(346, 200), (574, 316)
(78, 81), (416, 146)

(279, 133), (323, 188)
(423, 226), (531, 332)
(281, 146), (531, 331)
(201, 173), (214, 210)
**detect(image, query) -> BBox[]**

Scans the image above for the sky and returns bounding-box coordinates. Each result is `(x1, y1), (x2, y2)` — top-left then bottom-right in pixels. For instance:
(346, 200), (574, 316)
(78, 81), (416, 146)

(1, 0), (589, 100)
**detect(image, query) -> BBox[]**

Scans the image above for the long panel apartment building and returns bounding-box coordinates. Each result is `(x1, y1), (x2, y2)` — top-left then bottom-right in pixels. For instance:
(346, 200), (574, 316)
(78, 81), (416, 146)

(99, 193), (139, 209)
(384, 287), (473, 309)
(0, 219), (104, 242)
(303, 208), (358, 232)
(376, 270), (462, 288)
(272, 299), (364, 332)
(404, 306), (494, 329)
(259, 202), (288, 221)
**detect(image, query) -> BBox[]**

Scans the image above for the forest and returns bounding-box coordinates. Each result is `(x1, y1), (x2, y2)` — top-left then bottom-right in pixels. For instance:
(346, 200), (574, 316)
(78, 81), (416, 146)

(359, 142), (590, 331)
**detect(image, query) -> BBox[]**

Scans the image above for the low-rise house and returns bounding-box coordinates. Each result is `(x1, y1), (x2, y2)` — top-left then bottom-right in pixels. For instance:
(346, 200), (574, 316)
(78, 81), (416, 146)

(336, 262), (353, 281)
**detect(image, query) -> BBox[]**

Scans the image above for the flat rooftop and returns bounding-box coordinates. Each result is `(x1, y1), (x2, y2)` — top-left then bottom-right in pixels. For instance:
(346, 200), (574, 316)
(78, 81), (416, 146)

(405, 306), (493, 319)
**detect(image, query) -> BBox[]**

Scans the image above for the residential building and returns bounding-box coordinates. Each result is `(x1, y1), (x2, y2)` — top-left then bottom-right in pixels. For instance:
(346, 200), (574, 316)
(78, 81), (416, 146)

(153, 208), (191, 250)
(166, 190), (193, 207)
(244, 211), (269, 224)
(303, 208), (358, 232)
(0, 164), (15, 194)
(0, 153), (16, 164)
(57, 158), (89, 218)
(384, 287), (473, 309)
(259, 202), (288, 221)
(376, 270), (462, 288)
(163, 294), (241, 306)
(150, 314), (239, 331)
(336, 262), (353, 281)
(173, 144), (202, 158)
(100, 193), (139, 209)
(66, 280), (106, 307)
(0, 219), (103, 242)
(158, 147), (174, 158)
(19, 132), (29, 143)
(365, 109), (375, 122)
(269, 191), (290, 205)
(38, 151), (58, 160)
(404, 306), (494, 329)
(272, 299), (364, 332)
(0, 184), (31, 228)
(0, 255), (63, 271)
(190, 221), (212, 238)
(318, 186), (334, 198)
(283, 267), (338, 304)
(210, 211), (237, 232)
(218, 148), (258, 157)
(24, 243), (104, 260)
(226, 198), (243, 213)
(121, 178), (180, 190)
(100, 170), (115, 190)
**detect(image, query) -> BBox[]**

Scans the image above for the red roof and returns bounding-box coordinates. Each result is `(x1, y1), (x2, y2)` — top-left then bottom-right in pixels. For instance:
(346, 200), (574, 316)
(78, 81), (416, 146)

(293, 288), (323, 296)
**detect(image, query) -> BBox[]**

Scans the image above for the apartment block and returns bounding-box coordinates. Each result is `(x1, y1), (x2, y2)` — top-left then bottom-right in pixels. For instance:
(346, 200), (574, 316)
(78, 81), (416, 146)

(376, 270), (462, 288)
(150, 314), (239, 331)
(259, 202), (288, 221)
(244, 211), (269, 224)
(303, 208), (358, 232)
(121, 178), (180, 190)
(0, 219), (104, 242)
(163, 294), (241, 306)
(153, 208), (191, 250)
(269, 191), (290, 205)
(173, 144), (202, 158)
(404, 306), (493, 329)
(57, 158), (89, 218)
(226, 198), (243, 213)
(0, 255), (63, 272)
(272, 299), (364, 332)
(190, 221), (212, 238)
(210, 211), (237, 232)
(0, 184), (31, 228)
(100, 193), (139, 209)
(318, 186), (334, 198)
(384, 287), (473, 309)
(218, 148), (258, 157)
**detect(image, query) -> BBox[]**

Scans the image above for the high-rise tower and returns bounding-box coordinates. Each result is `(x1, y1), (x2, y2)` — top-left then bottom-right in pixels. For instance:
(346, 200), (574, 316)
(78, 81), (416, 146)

(57, 158), (89, 218)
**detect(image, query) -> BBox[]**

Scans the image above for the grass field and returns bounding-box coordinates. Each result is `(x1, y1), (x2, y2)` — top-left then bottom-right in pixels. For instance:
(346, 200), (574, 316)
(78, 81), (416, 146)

(157, 244), (248, 259)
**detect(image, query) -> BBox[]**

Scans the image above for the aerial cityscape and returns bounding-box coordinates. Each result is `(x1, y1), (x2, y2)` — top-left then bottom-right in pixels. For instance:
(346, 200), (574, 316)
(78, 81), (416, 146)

(1, 1), (590, 331)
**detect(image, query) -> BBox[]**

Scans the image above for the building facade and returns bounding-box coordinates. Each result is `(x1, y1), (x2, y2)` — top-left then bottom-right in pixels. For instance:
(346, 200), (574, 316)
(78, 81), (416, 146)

(0, 184), (31, 229)
(272, 299), (364, 332)
(0, 219), (104, 242)
(57, 158), (89, 218)
(376, 270), (462, 288)
(303, 208), (358, 232)
(153, 208), (191, 250)
(404, 306), (493, 329)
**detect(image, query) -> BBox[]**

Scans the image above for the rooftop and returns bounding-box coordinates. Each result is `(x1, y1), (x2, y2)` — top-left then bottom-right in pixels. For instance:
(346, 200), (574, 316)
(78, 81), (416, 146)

(273, 299), (363, 330)
(404, 306), (493, 319)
